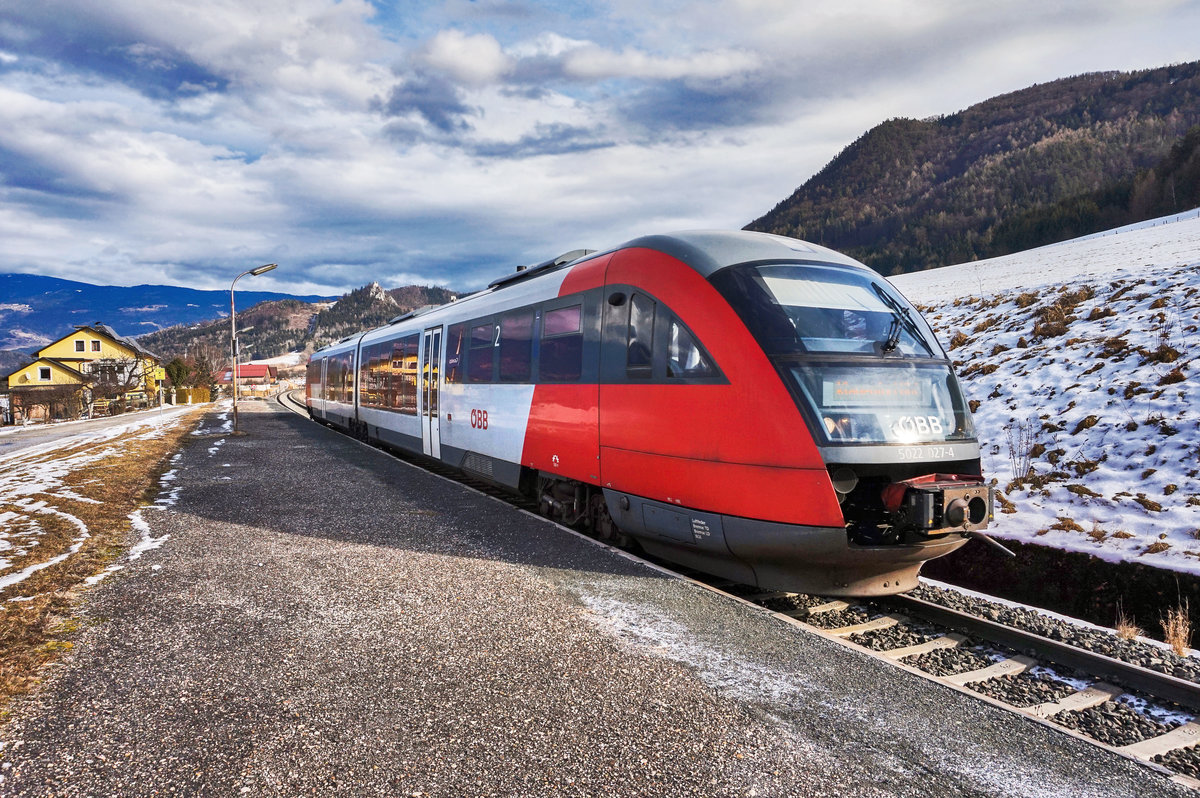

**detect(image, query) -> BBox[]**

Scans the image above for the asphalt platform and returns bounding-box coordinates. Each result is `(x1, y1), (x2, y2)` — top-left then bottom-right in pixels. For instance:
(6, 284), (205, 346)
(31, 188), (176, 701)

(0, 400), (1186, 797)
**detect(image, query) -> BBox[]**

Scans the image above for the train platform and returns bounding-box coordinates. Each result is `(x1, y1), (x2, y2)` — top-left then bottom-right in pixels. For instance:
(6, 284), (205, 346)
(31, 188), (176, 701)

(0, 400), (1185, 797)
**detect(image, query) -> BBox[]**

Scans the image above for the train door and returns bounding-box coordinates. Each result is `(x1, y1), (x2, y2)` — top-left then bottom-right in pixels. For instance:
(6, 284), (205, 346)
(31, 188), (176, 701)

(420, 326), (442, 458)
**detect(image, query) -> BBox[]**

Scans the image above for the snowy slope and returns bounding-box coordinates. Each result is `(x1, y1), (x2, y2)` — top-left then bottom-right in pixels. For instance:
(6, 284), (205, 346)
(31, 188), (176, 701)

(891, 210), (1200, 575)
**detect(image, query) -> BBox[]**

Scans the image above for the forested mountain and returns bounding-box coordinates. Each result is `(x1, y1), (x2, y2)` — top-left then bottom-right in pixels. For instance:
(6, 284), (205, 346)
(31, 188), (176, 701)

(137, 283), (455, 363)
(746, 61), (1200, 274)
(308, 282), (455, 348)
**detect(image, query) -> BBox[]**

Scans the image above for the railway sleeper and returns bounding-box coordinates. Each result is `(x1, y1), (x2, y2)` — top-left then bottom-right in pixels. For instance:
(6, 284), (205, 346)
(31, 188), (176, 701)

(1029, 683), (1123, 718)
(827, 614), (909, 638)
(941, 655), (1037, 686)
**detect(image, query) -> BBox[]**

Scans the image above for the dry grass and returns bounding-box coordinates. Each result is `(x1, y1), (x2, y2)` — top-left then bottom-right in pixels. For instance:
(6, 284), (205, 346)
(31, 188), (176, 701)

(1115, 601), (1144, 640)
(1159, 366), (1187, 385)
(1050, 516), (1085, 533)
(0, 409), (203, 708)
(1162, 600), (1193, 657)
(1134, 494), (1165, 512)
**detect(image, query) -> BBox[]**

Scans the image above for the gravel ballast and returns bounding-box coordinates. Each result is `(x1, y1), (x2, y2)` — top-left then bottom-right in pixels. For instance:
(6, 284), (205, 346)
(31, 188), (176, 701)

(0, 402), (1188, 797)
(1053, 700), (1181, 748)
(910, 583), (1200, 683)
(967, 671), (1079, 708)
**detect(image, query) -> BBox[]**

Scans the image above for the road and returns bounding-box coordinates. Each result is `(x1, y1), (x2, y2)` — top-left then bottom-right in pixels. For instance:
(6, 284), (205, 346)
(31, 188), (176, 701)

(0, 403), (208, 459)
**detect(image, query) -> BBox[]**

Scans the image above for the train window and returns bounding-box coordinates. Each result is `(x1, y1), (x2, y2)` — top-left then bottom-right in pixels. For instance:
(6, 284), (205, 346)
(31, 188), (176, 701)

(468, 322), (495, 383)
(445, 324), (465, 384)
(363, 345), (385, 407)
(755, 264), (938, 357)
(540, 304), (583, 382)
(330, 353), (352, 404)
(626, 293), (655, 377)
(342, 352), (354, 404)
(358, 347), (371, 404)
(393, 334), (419, 414)
(666, 318), (715, 378)
(499, 310), (534, 382)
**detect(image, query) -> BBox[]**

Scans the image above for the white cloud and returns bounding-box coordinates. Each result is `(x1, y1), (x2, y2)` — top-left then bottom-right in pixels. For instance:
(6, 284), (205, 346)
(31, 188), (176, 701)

(0, 0), (1199, 296)
(561, 45), (760, 82)
(421, 29), (512, 85)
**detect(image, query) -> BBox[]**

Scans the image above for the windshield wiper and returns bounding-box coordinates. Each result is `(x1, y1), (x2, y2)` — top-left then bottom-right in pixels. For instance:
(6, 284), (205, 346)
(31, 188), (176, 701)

(871, 284), (935, 357)
(881, 318), (902, 353)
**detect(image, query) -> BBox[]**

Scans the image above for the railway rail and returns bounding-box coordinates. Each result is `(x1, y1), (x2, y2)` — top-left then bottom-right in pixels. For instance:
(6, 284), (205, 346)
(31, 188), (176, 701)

(275, 388), (1200, 790)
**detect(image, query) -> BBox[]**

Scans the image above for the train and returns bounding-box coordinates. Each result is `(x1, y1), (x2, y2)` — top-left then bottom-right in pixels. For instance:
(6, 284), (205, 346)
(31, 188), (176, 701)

(305, 230), (993, 596)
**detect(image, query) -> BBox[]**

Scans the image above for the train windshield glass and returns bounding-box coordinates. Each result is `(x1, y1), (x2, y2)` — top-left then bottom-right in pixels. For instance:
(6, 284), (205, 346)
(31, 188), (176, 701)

(756, 264), (938, 355)
(717, 263), (942, 357)
(788, 362), (974, 445)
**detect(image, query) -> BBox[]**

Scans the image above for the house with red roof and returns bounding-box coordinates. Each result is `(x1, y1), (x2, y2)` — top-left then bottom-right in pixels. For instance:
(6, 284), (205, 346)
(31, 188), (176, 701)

(216, 363), (279, 396)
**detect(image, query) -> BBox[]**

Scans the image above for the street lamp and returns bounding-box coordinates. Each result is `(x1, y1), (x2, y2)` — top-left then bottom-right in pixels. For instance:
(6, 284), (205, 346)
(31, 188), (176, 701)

(230, 263), (277, 433)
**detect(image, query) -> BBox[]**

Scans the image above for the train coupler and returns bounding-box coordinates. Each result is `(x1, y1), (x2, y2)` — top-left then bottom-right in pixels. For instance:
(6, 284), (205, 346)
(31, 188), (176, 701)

(881, 473), (993, 537)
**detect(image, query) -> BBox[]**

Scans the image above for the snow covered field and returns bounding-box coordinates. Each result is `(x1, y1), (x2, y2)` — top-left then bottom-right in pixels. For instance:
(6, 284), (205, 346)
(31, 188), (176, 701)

(0, 406), (197, 596)
(892, 209), (1200, 576)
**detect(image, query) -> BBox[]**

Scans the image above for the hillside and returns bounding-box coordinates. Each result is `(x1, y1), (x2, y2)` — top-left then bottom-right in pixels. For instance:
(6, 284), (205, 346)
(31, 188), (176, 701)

(747, 61), (1200, 275)
(138, 283), (456, 363)
(890, 209), (1200, 575)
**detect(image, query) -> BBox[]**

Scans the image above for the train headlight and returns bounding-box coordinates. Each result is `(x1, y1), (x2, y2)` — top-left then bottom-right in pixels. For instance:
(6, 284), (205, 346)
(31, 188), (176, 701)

(830, 467), (858, 503)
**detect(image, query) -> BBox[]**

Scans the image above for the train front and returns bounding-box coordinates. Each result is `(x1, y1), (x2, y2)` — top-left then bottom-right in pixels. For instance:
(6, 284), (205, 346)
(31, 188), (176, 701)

(710, 251), (993, 595)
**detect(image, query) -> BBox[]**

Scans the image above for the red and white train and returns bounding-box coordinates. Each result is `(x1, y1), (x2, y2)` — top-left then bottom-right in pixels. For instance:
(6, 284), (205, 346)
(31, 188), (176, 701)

(306, 230), (992, 596)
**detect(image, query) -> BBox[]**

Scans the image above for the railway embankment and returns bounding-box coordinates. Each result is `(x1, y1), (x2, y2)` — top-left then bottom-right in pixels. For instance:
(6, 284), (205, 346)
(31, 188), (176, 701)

(0, 400), (1185, 796)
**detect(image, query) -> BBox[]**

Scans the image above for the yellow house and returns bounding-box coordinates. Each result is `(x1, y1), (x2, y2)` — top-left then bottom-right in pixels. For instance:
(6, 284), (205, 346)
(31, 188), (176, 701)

(3, 323), (164, 422)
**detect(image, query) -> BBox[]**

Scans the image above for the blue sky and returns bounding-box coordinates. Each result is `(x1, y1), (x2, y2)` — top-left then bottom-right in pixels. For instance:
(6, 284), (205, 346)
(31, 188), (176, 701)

(1, 0), (1198, 296)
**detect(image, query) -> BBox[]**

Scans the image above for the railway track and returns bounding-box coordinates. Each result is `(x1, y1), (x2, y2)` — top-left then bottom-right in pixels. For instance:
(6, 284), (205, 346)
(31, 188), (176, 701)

(275, 389), (1200, 790)
(722, 586), (1200, 789)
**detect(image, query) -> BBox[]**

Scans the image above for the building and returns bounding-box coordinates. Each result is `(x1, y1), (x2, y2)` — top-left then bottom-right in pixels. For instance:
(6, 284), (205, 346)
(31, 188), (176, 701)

(2, 323), (165, 422)
(217, 363), (278, 397)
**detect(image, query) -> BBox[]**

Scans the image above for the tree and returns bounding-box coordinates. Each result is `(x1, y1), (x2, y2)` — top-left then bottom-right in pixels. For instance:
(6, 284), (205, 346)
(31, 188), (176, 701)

(191, 354), (218, 397)
(90, 357), (143, 403)
(165, 357), (191, 388)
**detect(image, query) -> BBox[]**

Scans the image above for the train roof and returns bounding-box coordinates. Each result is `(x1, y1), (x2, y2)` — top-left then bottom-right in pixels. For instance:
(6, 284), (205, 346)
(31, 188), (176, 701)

(311, 230), (865, 356)
(621, 230), (863, 277)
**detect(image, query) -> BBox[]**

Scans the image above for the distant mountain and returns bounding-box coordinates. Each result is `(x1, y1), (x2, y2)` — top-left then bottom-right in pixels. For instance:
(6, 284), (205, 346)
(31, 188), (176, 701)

(0, 273), (335, 352)
(309, 283), (457, 349)
(746, 61), (1200, 275)
(137, 283), (456, 364)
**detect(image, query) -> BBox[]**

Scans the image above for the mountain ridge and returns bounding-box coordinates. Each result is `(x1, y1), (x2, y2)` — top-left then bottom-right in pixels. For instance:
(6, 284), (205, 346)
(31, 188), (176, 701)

(0, 272), (336, 352)
(747, 60), (1200, 274)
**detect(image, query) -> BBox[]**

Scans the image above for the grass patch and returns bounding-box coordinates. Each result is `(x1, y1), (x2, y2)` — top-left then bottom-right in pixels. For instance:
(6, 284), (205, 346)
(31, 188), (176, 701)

(0, 408), (204, 709)
(1133, 494), (1164, 512)
(1115, 601), (1143, 640)
(1050, 516), (1085, 533)
(1162, 600), (1192, 656)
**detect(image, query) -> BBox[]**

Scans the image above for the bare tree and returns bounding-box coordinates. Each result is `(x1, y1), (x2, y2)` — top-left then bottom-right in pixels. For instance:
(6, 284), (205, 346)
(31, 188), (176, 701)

(87, 357), (144, 412)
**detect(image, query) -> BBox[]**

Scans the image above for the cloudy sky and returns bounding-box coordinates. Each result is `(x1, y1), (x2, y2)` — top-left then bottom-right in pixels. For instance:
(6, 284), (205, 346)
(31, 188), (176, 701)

(1, 0), (1198, 296)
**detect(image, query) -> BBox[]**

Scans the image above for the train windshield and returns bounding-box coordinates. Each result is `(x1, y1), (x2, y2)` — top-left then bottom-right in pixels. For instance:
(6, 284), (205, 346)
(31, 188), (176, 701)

(710, 261), (973, 446)
(752, 263), (940, 356)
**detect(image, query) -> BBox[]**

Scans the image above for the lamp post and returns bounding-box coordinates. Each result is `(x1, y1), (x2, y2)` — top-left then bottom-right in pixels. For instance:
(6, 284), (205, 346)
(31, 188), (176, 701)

(230, 263), (277, 433)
